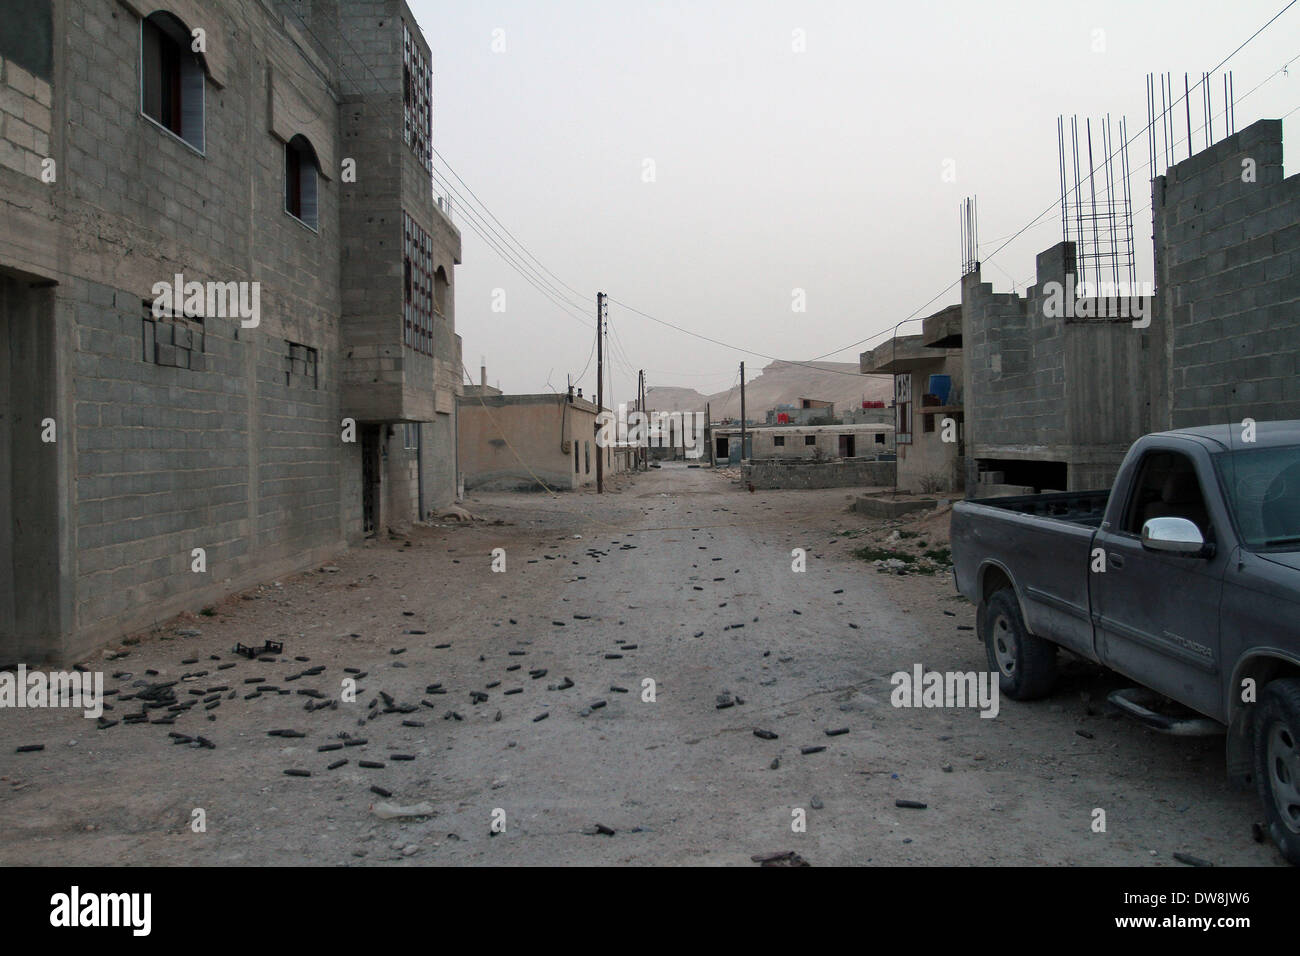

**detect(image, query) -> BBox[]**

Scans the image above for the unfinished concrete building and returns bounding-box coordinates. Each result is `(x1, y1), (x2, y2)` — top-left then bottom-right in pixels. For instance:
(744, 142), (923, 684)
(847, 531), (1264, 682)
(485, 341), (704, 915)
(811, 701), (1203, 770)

(960, 116), (1298, 496)
(1152, 118), (1300, 428)
(0, 1), (461, 665)
(961, 243), (1156, 493)
(861, 304), (964, 493)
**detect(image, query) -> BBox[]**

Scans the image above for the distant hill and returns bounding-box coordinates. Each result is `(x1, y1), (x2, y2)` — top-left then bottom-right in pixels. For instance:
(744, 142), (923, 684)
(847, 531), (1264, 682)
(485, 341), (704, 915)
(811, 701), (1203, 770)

(646, 360), (891, 421)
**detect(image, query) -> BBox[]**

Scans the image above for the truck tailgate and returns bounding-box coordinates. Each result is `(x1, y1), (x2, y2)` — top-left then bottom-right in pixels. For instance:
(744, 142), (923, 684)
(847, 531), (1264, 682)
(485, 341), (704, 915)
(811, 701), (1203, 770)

(952, 501), (1098, 661)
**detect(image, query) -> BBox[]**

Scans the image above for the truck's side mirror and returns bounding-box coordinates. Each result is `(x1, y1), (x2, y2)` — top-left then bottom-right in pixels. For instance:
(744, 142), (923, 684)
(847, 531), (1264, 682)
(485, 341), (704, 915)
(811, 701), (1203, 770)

(1141, 517), (1208, 555)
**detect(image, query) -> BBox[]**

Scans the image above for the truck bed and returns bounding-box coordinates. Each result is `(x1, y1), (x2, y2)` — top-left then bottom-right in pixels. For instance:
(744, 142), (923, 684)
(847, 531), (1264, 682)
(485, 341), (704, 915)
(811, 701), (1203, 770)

(967, 489), (1109, 526)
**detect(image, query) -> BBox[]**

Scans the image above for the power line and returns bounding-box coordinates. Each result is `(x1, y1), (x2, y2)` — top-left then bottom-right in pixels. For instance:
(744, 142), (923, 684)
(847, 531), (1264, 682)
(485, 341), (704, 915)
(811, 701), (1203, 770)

(606, 297), (869, 376)
(298, 0), (1298, 377)
(434, 147), (591, 302)
(431, 169), (592, 321)
(810, 0), (1298, 358)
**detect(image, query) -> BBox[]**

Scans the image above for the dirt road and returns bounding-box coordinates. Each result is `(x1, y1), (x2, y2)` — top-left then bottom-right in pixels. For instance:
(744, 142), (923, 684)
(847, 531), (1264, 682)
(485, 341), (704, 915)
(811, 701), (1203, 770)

(0, 464), (1283, 865)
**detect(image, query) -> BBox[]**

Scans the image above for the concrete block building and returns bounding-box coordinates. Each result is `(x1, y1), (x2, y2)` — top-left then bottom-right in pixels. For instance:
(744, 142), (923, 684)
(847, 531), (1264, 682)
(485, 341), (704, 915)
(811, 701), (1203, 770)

(1152, 118), (1300, 428)
(712, 422), (892, 463)
(458, 393), (633, 492)
(765, 397), (835, 426)
(861, 304), (964, 493)
(961, 243), (1154, 492)
(0, 0), (461, 665)
(959, 116), (1298, 495)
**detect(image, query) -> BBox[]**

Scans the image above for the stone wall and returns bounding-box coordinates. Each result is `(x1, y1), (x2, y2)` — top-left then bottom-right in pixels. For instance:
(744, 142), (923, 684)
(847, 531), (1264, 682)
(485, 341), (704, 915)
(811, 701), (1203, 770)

(743, 458), (896, 490)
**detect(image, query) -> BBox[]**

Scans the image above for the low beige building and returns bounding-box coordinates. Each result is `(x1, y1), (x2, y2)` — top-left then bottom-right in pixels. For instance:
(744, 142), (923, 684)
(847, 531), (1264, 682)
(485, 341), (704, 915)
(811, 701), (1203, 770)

(861, 304), (965, 493)
(457, 393), (632, 491)
(712, 422), (893, 463)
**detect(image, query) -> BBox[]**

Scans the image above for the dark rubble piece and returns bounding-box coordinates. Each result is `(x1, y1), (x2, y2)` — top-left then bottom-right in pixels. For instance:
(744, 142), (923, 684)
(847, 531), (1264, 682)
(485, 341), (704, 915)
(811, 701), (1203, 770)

(751, 851), (810, 867)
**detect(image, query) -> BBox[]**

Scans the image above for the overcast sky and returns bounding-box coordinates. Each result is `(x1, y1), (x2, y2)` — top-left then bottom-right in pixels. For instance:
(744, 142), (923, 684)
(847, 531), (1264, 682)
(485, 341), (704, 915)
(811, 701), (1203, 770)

(410, 0), (1299, 403)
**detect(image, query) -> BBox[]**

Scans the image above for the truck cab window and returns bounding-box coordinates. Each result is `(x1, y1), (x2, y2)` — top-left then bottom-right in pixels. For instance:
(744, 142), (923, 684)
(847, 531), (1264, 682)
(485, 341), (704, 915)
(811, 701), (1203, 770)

(1124, 451), (1211, 539)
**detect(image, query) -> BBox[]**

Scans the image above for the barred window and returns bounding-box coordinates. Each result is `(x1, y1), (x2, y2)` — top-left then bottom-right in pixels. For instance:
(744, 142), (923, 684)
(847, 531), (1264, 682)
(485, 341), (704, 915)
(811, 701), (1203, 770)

(402, 21), (431, 173)
(403, 211), (434, 356)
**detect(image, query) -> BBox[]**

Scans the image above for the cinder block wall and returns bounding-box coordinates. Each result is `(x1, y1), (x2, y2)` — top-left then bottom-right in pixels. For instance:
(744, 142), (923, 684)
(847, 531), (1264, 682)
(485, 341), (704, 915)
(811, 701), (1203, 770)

(962, 241), (1161, 490)
(0, 1), (474, 661)
(51, 1), (352, 659)
(1154, 118), (1300, 428)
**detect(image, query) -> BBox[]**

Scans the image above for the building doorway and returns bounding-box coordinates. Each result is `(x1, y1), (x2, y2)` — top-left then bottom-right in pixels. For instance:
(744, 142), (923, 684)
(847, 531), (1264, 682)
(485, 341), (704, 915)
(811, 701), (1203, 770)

(1, 274), (60, 665)
(839, 434), (855, 458)
(361, 425), (381, 534)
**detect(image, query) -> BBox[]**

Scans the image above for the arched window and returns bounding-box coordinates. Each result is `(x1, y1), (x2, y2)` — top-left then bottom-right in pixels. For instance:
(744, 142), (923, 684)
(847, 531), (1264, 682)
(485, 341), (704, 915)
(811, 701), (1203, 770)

(434, 267), (448, 316)
(140, 11), (205, 151)
(285, 134), (320, 229)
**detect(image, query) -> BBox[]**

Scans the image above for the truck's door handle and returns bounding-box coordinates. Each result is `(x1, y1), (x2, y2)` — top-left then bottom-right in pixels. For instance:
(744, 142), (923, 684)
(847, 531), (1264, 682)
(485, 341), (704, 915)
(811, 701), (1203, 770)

(1109, 553), (1125, 570)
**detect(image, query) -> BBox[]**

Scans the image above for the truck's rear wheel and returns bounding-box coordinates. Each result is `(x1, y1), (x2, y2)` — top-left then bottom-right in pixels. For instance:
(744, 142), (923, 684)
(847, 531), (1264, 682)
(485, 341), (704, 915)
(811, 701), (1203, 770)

(984, 589), (1057, 700)
(1253, 679), (1300, 865)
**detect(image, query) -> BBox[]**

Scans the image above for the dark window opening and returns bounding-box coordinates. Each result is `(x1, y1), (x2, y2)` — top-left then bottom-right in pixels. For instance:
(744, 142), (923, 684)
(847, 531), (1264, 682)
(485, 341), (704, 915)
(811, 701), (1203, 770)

(923, 413), (935, 433)
(141, 12), (204, 151)
(285, 135), (319, 229)
(773, 435), (785, 447)
(804, 435), (816, 446)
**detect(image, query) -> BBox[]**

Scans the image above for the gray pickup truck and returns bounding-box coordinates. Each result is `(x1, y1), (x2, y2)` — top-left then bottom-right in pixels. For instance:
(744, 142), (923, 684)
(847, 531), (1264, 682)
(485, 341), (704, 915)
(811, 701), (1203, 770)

(951, 422), (1300, 864)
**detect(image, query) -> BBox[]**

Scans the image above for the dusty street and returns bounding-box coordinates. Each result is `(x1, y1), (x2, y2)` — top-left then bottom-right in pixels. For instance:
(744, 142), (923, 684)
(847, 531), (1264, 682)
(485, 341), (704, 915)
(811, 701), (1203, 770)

(0, 464), (1283, 866)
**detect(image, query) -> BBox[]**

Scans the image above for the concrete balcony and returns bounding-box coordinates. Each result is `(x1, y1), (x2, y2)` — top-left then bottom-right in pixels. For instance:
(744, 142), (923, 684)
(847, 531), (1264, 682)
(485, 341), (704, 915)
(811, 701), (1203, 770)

(861, 334), (937, 374)
(921, 303), (963, 348)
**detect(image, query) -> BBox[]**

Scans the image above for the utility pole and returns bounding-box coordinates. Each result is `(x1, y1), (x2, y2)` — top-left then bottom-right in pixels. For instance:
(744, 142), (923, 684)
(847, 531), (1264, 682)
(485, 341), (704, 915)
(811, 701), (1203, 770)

(596, 292), (605, 493)
(638, 369), (645, 471)
(706, 401), (713, 467)
(739, 361), (747, 463)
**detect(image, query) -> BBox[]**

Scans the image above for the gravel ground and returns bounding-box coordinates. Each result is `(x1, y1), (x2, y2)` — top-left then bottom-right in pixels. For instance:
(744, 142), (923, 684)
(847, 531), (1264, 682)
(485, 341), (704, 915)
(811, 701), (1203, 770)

(0, 463), (1284, 865)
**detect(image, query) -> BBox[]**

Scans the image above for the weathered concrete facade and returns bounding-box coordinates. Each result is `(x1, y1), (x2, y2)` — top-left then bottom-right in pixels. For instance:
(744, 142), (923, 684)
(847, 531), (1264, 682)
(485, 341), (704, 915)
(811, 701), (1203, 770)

(713, 423), (892, 463)
(0, 0), (461, 665)
(961, 242), (1158, 492)
(1153, 118), (1300, 428)
(458, 394), (632, 492)
(742, 458), (896, 490)
(961, 116), (1299, 495)
(861, 304), (964, 493)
